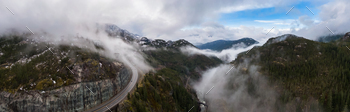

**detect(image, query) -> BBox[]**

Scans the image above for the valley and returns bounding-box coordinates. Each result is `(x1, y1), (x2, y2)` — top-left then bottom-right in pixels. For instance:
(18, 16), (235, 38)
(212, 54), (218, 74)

(1, 1), (350, 111)
(1, 24), (350, 112)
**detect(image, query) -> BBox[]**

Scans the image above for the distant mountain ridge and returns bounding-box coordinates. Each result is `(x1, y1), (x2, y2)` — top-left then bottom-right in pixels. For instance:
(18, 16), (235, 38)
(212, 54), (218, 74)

(196, 38), (258, 51)
(138, 37), (195, 48)
(105, 24), (140, 39)
(104, 24), (195, 49)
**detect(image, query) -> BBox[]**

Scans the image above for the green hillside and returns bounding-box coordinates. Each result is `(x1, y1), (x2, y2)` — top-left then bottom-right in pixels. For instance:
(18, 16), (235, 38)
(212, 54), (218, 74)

(144, 49), (222, 79)
(234, 34), (350, 112)
(0, 35), (122, 93)
(121, 68), (199, 112)
(196, 38), (258, 51)
(119, 41), (222, 112)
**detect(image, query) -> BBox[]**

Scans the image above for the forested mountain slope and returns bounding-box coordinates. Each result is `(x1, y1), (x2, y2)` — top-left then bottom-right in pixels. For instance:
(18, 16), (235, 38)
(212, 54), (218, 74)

(118, 39), (223, 112)
(0, 35), (126, 92)
(0, 34), (132, 112)
(196, 38), (258, 51)
(233, 33), (350, 112)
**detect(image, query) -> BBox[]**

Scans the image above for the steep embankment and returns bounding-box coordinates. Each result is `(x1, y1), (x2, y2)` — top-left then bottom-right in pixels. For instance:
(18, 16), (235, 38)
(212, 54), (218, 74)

(233, 33), (350, 111)
(0, 35), (131, 112)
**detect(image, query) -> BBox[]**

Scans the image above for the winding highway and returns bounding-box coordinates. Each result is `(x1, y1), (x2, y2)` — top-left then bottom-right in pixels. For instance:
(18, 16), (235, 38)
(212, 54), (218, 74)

(85, 62), (138, 112)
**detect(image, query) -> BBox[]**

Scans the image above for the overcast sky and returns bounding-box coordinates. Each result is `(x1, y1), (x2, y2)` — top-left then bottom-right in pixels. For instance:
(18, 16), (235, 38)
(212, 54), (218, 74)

(1, 0), (349, 45)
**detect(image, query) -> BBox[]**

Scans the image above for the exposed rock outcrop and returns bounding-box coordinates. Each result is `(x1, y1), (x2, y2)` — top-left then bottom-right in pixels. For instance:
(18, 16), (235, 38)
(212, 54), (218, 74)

(0, 66), (131, 112)
(342, 32), (350, 41)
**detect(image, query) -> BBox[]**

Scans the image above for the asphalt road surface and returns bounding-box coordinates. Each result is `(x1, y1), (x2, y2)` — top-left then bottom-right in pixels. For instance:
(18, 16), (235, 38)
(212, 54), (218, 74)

(85, 63), (138, 112)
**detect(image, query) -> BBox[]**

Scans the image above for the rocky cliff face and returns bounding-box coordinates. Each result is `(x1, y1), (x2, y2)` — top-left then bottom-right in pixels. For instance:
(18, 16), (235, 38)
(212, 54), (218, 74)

(0, 66), (131, 112)
(0, 35), (134, 112)
(343, 32), (350, 41)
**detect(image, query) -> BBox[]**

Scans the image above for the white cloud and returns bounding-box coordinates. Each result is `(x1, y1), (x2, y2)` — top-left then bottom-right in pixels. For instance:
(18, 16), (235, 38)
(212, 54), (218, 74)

(254, 19), (296, 26)
(1, 0), (348, 47)
(181, 44), (253, 63)
(193, 63), (280, 112)
(217, 4), (273, 13)
(221, 0), (350, 41)
(0, 0), (300, 43)
(0, 0), (156, 75)
(292, 0), (350, 40)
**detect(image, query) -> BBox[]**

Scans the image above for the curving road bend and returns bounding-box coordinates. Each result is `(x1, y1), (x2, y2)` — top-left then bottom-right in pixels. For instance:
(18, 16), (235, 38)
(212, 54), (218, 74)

(85, 62), (138, 112)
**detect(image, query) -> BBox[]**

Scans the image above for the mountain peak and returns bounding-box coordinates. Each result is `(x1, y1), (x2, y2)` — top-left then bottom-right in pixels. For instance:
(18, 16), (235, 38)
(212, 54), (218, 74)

(139, 37), (195, 48)
(196, 38), (258, 51)
(104, 24), (140, 39)
(265, 34), (302, 45)
(342, 32), (350, 41)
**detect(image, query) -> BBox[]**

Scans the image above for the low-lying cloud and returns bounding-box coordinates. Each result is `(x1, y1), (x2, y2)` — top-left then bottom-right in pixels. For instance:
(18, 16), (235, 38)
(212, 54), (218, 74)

(6, 24), (153, 76)
(96, 35), (153, 73)
(180, 36), (268, 63)
(1, 0), (157, 73)
(293, 0), (350, 39)
(2, 0), (347, 46)
(193, 60), (279, 112)
(180, 44), (254, 63)
(0, 0), (301, 45)
(182, 39), (280, 111)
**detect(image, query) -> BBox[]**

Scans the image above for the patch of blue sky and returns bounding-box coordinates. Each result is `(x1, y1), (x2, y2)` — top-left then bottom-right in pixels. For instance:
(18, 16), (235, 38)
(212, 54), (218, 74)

(218, 1), (325, 29)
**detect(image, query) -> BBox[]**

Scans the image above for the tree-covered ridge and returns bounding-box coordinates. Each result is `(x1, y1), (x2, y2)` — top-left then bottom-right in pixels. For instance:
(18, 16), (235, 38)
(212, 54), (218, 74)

(0, 35), (123, 93)
(196, 38), (258, 51)
(234, 34), (350, 111)
(139, 37), (196, 49)
(144, 49), (222, 80)
(120, 40), (223, 111)
(121, 68), (199, 112)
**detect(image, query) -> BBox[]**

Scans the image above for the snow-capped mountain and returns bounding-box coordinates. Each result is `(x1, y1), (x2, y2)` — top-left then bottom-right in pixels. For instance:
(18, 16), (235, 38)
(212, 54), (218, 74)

(102, 24), (196, 49)
(139, 37), (195, 48)
(104, 24), (140, 41)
